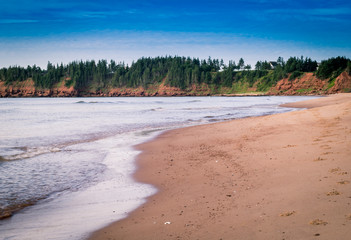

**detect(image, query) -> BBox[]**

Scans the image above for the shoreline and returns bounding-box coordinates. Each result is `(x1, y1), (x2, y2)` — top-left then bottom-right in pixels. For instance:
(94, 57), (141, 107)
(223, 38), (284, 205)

(0, 96), (312, 239)
(89, 93), (351, 240)
(0, 131), (159, 240)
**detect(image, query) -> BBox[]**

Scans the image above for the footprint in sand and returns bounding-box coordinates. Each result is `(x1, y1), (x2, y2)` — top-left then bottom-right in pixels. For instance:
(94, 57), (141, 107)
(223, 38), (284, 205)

(329, 168), (348, 175)
(346, 214), (351, 220)
(337, 180), (350, 185)
(279, 211), (296, 217)
(329, 167), (341, 173)
(314, 157), (326, 162)
(326, 189), (341, 196)
(283, 145), (296, 148)
(309, 219), (328, 226)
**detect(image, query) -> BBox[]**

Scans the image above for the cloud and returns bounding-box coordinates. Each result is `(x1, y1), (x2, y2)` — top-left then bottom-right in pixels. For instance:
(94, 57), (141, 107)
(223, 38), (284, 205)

(0, 19), (39, 24)
(73, 11), (121, 19)
(49, 8), (141, 21)
(266, 7), (351, 18)
(271, 7), (350, 15)
(309, 7), (351, 16)
(247, 6), (351, 26)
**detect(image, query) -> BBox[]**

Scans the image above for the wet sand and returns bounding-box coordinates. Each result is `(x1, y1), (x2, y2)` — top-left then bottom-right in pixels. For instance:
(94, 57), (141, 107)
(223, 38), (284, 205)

(89, 93), (351, 240)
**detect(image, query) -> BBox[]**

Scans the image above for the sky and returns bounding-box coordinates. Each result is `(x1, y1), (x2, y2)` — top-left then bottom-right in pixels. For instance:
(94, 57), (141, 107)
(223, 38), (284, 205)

(0, 0), (351, 68)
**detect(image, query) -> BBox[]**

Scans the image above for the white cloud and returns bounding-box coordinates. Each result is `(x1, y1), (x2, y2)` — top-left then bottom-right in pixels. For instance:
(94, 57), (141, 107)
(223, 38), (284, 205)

(267, 7), (351, 17)
(0, 19), (39, 24)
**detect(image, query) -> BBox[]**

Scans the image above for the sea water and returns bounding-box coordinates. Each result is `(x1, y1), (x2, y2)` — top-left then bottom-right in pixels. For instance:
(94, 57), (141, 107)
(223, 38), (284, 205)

(0, 96), (318, 239)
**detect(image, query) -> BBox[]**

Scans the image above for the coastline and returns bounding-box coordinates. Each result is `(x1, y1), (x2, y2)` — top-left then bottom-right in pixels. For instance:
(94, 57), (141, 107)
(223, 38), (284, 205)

(89, 93), (351, 240)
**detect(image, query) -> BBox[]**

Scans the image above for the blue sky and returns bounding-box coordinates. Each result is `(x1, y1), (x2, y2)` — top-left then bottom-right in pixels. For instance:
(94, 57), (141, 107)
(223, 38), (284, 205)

(1, 0), (350, 68)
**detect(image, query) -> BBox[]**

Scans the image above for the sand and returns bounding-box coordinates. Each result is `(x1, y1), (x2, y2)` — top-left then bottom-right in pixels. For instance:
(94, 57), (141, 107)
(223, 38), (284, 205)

(89, 93), (351, 240)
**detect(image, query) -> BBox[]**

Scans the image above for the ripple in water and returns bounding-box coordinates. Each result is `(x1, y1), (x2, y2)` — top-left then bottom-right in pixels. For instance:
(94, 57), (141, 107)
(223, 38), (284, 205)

(0, 147), (107, 219)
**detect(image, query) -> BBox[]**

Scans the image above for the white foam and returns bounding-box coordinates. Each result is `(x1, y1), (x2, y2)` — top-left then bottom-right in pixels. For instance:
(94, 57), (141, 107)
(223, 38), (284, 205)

(0, 131), (159, 240)
(4, 146), (62, 161)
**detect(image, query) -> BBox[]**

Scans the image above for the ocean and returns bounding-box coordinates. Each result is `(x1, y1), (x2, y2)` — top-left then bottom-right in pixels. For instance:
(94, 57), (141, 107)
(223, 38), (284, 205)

(0, 96), (317, 239)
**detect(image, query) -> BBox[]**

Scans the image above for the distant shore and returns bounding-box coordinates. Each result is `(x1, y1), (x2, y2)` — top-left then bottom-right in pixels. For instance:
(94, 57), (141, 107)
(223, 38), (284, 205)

(89, 93), (351, 240)
(1, 69), (351, 98)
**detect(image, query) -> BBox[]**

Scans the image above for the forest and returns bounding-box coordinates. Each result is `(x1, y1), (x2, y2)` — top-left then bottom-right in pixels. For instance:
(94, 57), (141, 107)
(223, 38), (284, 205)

(1, 56), (350, 93)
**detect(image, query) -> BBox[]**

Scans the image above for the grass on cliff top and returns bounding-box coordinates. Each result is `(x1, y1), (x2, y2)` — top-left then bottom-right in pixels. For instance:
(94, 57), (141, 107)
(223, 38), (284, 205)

(296, 88), (314, 93)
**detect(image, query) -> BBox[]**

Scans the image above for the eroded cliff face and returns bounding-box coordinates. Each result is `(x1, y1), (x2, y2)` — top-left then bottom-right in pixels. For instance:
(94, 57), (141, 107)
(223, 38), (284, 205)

(0, 79), (37, 97)
(74, 81), (212, 97)
(268, 73), (327, 95)
(269, 72), (351, 95)
(1, 72), (350, 97)
(328, 71), (351, 94)
(0, 79), (78, 97)
(0, 79), (211, 97)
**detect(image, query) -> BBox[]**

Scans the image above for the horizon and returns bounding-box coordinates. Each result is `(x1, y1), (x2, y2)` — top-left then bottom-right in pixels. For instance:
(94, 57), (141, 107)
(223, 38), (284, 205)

(1, 0), (351, 69)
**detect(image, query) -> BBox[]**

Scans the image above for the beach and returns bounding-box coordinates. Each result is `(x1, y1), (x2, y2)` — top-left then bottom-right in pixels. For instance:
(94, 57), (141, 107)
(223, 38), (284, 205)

(89, 93), (351, 240)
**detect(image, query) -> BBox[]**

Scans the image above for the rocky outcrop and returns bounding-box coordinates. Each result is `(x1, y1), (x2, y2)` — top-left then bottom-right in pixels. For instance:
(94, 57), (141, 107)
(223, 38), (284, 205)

(0, 78), (206, 97)
(0, 79), (78, 97)
(328, 71), (351, 94)
(269, 73), (327, 95)
(81, 83), (211, 97)
(269, 72), (351, 95)
(0, 79), (36, 97)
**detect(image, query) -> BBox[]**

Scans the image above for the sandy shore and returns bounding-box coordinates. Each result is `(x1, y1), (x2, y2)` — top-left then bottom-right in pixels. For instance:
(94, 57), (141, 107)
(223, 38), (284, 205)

(89, 93), (351, 240)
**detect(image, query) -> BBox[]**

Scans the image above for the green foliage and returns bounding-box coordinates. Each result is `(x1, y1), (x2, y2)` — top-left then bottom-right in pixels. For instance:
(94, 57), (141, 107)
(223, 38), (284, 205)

(34, 62), (62, 88)
(285, 56), (317, 73)
(347, 61), (351, 75)
(0, 56), (349, 94)
(289, 71), (304, 81)
(232, 81), (249, 93)
(256, 81), (271, 92)
(255, 61), (272, 70)
(0, 65), (29, 84)
(327, 78), (336, 89)
(238, 58), (245, 70)
(296, 88), (313, 93)
(256, 71), (275, 92)
(316, 56), (351, 79)
(64, 79), (74, 87)
(255, 56), (316, 77)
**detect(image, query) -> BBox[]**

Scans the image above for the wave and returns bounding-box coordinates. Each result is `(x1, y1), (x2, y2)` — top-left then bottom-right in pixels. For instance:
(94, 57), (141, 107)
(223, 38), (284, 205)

(1, 146), (62, 161)
(75, 100), (120, 104)
(1, 199), (38, 220)
(208, 118), (220, 122)
(150, 107), (164, 111)
(75, 101), (100, 104)
(181, 106), (221, 111)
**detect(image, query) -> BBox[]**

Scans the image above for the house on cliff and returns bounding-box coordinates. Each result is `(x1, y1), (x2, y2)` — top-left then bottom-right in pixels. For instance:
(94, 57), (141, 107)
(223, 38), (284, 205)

(269, 61), (278, 69)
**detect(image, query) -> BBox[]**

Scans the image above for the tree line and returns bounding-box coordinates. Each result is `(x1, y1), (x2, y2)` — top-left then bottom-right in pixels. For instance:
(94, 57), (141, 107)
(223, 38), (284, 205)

(0, 56), (350, 92)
